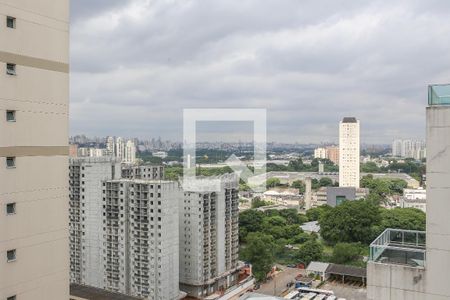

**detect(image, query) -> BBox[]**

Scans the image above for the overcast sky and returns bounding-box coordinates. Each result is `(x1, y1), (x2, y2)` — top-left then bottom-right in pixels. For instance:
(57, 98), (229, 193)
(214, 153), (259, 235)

(70, 0), (450, 143)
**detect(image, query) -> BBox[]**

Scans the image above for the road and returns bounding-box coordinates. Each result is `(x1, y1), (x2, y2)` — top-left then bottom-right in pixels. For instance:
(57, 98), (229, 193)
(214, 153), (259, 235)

(257, 266), (303, 296)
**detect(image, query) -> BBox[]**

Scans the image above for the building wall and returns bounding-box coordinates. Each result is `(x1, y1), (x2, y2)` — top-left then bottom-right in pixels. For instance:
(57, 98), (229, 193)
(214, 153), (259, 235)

(367, 262), (427, 300)
(425, 106), (450, 298)
(103, 180), (181, 300)
(0, 1), (70, 299)
(339, 118), (360, 188)
(180, 175), (240, 298)
(69, 157), (121, 287)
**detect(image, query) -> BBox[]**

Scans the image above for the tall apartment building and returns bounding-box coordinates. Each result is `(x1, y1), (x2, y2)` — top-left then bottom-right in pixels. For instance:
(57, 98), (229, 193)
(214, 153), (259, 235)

(313, 147), (327, 159)
(339, 117), (360, 188)
(106, 136), (115, 156)
(326, 146), (339, 165)
(69, 157), (121, 286)
(0, 2), (70, 299)
(367, 84), (450, 299)
(103, 179), (181, 300)
(180, 175), (241, 298)
(124, 140), (137, 164)
(392, 139), (426, 159)
(122, 164), (165, 180)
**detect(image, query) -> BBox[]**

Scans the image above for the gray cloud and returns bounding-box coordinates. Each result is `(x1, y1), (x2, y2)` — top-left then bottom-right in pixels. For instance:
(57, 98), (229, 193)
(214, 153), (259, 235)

(70, 0), (450, 143)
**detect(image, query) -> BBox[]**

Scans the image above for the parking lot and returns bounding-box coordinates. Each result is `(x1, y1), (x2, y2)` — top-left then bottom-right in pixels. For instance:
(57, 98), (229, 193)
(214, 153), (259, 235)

(321, 280), (367, 300)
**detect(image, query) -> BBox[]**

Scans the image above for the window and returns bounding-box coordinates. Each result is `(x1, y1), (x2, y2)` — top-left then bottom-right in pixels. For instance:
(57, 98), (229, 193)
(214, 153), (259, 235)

(6, 16), (15, 28)
(7, 296), (16, 300)
(7, 249), (16, 262)
(6, 110), (16, 122)
(6, 63), (16, 75)
(6, 203), (16, 215)
(6, 157), (15, 168)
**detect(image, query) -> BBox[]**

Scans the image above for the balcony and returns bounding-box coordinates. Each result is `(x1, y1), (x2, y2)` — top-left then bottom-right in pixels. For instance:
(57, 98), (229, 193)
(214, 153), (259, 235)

(369, 228), (426, 268)
(429, 84), (450, 106)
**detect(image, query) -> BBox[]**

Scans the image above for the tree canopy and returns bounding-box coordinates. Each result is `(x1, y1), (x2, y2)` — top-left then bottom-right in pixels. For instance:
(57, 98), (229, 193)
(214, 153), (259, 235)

(241, 232), (276, 281)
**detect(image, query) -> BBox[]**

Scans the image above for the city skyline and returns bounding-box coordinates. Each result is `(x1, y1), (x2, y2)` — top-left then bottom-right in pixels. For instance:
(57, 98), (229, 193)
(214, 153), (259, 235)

(69, 0), (450, 143)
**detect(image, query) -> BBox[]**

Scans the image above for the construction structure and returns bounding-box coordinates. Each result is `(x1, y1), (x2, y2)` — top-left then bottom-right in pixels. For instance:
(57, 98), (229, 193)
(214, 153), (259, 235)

(103, 179), (182, 300)
(121, 164), (165, 180)
(0, 1), (70, 299)
(69, 157), (122, 286)
(180, 175), (241, 298)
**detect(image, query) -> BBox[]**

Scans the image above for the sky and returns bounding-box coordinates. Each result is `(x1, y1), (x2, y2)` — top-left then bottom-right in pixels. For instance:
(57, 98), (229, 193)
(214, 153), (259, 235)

(70, 0), (450, 144)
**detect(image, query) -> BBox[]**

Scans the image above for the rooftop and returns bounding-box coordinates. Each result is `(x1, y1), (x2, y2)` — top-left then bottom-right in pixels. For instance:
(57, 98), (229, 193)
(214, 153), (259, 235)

(342, 117), (357, 123)
(369, 228), (426, 268)
(429, 84), (450, 106)
(70, 284), (143, 300)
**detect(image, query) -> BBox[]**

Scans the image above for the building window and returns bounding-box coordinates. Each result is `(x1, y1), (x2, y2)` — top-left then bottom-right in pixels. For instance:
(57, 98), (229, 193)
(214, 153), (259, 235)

(6, 110), (16, 122)
(6, 203), (16, 215)
(7, 249), (16, 262)
(6, 16), (15, 28)
(6, 157), (15, 168)
(6, 63), (16, 75)
(7, 296), (16, 300)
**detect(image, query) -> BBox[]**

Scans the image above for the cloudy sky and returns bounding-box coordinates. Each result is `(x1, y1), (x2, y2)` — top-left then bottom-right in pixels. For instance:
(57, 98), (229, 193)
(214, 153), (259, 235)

(70, 0), (450, 143)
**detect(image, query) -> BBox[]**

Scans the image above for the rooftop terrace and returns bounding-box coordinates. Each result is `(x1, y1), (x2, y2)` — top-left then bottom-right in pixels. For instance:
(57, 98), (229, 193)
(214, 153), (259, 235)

(369, 228), (426, 268)
(429, 84), (450, 106)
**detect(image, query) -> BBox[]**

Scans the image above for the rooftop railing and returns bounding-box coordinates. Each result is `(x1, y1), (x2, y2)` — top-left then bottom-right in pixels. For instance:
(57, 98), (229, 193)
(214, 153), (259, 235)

(369, 228), (426, 268)
(429, 84), (450, 106)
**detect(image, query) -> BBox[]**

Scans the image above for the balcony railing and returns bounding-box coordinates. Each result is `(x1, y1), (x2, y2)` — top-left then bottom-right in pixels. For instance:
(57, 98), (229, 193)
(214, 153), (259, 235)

(369, 228), (426, 268)
(429, 84), (450, 106)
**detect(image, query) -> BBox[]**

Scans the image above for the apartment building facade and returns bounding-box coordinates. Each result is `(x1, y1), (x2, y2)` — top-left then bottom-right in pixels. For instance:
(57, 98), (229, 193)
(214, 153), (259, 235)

(122, 164), (164, 180)
(339, 117), (360, 188)
(0, 1), (70, 299)
(69, 157), (121, 286)
(103, 179), (181, 300)
(180, 175), (241, 298)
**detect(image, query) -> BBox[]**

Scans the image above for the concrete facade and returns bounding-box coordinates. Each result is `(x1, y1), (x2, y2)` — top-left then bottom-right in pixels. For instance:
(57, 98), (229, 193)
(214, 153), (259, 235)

(103, 179), (181, 300)
(0, 1), (70, 299)
(339, 117), (360, 188)
(180, 175), (240, 298)
(122, 164), (165, 180)
(69, 157), (122, 286)
(367, 87), (450, 300)
(325, 187), (369, 207)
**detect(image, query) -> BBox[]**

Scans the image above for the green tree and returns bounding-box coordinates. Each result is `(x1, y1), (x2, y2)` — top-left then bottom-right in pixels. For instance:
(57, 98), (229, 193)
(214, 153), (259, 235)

(379, 207), (426, 232)
(279, 209), (304, 225)
(360, 162), (380, 173)
(319, 177), (333, 187)
(241, 232), (276, 282)
(331, 243), (362, 264)
(319, 200), (381, 245)
(251, 197), (271, 209)
(266, 178), (282, 189)
(239, 209), (265, 241)
(306, 205), (332, 221)
(296, 239), (324, 265)
(291, 180), (305, 193)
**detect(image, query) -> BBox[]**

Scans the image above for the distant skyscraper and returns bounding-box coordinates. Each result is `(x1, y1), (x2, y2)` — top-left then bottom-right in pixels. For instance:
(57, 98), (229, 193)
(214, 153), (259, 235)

(124, 140), (137, 164)
(106, 136), (115, 156)
(116, 137), (125, 161)
(326, 146), (340, 165)
(313, 147), (327, 159)
(392, 139), (426, 159)
(0, 2), (70, 299)
(339, 117), (360, 188)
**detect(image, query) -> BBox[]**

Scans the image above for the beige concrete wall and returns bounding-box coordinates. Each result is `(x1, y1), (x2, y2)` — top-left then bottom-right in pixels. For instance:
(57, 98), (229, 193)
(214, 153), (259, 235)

(367, 262), (427, 300)
(0, 0), (69, 299)
(425, 106), (450, 299)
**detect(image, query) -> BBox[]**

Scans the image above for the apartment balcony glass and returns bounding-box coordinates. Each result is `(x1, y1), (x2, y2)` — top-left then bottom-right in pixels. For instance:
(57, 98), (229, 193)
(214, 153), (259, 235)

(369, 228), (426, 267)
(429, 84), (450, 105)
